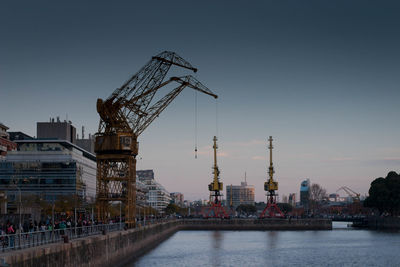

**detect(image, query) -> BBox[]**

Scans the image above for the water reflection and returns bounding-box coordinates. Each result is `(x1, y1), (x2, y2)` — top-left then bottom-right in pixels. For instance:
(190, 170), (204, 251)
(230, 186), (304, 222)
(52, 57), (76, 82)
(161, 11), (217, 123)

(210, 231), (223, 267)
(267, 231), (278, 249)
(264, 231), (279, 265)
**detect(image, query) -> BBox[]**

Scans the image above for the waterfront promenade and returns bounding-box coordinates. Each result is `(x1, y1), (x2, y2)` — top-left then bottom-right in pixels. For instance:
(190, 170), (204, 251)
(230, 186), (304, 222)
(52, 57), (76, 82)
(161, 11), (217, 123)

(0, 218), (331, 267)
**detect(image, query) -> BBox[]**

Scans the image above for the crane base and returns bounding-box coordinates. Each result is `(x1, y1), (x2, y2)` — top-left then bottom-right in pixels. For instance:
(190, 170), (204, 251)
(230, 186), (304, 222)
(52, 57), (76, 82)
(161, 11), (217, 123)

(202, 202), (229, 219)
(259, 197), (285, 218)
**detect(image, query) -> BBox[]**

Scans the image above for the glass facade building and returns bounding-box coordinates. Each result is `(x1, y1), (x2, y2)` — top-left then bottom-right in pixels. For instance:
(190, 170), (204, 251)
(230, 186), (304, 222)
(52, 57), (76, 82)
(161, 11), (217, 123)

(226, 181), (255, 209)
(0, 140), (96, 203)
(137, 169), (171, 214)
(300, 179), (310, 208)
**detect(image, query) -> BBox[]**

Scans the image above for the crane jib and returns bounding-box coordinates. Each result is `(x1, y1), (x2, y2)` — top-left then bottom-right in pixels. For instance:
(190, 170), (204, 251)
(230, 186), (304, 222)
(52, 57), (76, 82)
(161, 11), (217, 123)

(95, 51), (217, 228)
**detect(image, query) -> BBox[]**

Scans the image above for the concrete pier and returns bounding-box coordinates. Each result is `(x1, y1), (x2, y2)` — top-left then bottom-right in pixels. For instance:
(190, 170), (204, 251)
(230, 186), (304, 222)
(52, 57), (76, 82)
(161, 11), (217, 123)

(352, 216), (400, 230)
(1, 218), (331, 267)
(183, 218), (332, 230)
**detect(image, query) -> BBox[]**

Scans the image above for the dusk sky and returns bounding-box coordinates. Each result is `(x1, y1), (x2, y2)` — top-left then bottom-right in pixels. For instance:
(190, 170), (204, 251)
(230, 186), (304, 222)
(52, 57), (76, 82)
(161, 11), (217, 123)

(1, 1), (400, 201)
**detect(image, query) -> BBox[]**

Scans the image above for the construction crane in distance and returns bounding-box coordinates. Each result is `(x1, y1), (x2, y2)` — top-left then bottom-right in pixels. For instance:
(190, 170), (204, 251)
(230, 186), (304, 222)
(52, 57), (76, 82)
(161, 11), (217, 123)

(337, 186), (361, 203)
(95, 51), (218, 227)
(260, 136), (284, 218)
(203, 136), (229, 218)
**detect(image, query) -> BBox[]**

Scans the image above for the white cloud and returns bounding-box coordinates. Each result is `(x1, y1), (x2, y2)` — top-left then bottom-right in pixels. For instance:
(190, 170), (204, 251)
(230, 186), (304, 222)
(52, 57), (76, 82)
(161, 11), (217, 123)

(218, 152), (229, 157)
(231, 139), (265, 147)
(252, 156), (266, 161)
(329, 157), (357, 162)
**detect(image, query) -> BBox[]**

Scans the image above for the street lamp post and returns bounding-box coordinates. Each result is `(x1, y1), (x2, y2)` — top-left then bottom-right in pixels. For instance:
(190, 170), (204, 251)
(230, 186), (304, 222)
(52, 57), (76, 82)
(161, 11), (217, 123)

(119, 201), (122, 230)
(52, 200), (55, 241)
(16, 186), (21, 249)
(16, 187), (21, 234)
(143, 206), (145, 225)
(9, 183), (22, 248)
(74, 207), (77, 237)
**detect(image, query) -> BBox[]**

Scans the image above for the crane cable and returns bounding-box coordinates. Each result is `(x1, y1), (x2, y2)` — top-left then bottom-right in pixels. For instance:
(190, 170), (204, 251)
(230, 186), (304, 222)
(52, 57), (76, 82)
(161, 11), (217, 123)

(194, 90), (198, 159)
(194, 80), (219, 159)
(215, 98), (219, 137)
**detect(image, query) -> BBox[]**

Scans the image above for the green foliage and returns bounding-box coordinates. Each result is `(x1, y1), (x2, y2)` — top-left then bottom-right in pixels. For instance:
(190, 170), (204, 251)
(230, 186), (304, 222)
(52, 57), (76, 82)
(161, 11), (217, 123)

(364, 171), (400, 215)
(54, 194), (83, 213)
(236, 204), (257, 214)
(137, 206), (159, 216)
(165, 203), (180, 215)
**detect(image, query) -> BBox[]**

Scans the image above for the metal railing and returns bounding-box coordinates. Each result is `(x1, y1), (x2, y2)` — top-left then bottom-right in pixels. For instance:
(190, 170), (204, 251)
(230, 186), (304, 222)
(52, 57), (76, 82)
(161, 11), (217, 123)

(0, 223), (123, 253)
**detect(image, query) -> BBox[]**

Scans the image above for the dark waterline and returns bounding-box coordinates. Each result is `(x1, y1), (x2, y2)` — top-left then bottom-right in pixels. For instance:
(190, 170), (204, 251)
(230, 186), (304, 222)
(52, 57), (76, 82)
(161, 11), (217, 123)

(131, 222), (400, 267)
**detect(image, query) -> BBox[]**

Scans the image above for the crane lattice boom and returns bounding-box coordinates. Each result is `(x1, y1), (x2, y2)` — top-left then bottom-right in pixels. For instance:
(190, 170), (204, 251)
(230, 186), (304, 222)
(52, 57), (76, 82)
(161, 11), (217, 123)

(95, 51), (217, 227)
(337, 186), (360, 202)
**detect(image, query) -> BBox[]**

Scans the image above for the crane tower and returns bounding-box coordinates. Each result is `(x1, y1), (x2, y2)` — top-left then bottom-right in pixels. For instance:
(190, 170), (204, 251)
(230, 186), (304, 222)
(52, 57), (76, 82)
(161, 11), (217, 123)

(260, 136), (284, 218)
(95, 51), (217, 227)
(202, 136), (229, 218)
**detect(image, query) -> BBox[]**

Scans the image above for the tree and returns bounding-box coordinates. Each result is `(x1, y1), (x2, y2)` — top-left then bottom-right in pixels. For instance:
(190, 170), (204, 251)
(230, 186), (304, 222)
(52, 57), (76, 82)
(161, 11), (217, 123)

(165, 203), (180, 215)
(309, 183), (327, 214)
(309, 183), (327, 202)
(54, 194), (83, 216)
(364, 171), (400, 215)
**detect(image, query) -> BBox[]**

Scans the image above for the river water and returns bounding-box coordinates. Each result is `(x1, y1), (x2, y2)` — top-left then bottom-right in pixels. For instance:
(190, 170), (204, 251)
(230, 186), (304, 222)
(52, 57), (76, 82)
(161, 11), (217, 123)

(131, 222), (400, 267)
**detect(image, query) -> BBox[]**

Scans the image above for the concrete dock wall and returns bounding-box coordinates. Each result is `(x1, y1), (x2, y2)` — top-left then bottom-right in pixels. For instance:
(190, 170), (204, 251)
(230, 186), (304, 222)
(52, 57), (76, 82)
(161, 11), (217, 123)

(2, 221), (182, 267)
(1, 218), (331, 267)
(182, 218), (332, 230)
(362, 216), (400, 230)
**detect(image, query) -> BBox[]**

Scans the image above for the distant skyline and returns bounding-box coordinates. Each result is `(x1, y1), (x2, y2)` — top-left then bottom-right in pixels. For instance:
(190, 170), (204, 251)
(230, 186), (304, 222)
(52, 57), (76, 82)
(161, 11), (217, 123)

(1, 1), (400, 201)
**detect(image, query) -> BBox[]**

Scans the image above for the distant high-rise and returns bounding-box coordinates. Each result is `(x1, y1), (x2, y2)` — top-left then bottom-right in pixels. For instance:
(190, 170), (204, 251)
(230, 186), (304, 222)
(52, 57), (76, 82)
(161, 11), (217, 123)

(137, 170), (155, 181)
(288, 193), (296, 207)
(170, 192), (184, 207)
(226, 180), (255, 209)
(137, 169), (170, 213)
(300, 179), (310, 208)
(37, 117), (76, 144)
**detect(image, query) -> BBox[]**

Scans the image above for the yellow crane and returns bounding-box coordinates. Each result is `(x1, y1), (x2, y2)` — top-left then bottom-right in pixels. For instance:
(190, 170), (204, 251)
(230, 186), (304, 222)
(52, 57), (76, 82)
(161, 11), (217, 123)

(208, 136), (223, 199)
(203, 136), (228, 218)
(260, 136), (284, 218)
(95, 51), (217, 227)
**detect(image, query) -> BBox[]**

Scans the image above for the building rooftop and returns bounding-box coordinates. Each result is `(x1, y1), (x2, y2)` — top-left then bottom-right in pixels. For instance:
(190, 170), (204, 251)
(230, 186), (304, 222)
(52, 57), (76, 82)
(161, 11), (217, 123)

(13, 139), (96, 161)
(8, 131), (34, 141)
(0, 123), (9, 131)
